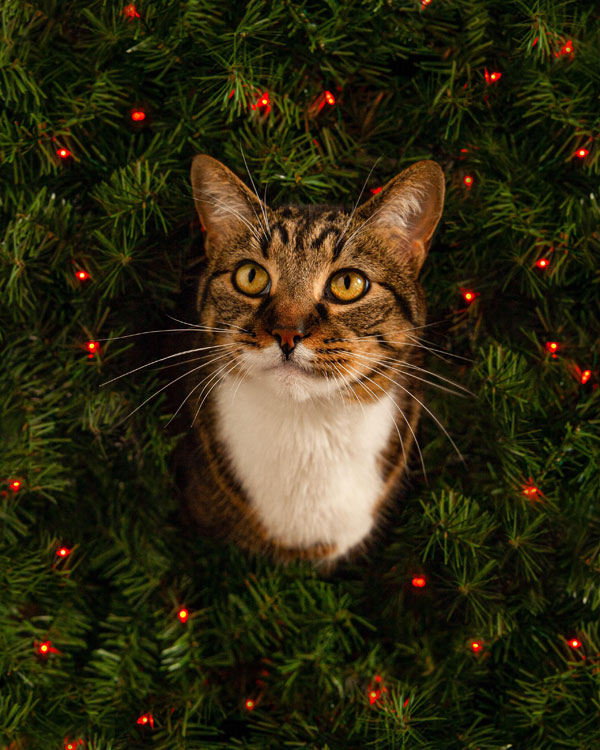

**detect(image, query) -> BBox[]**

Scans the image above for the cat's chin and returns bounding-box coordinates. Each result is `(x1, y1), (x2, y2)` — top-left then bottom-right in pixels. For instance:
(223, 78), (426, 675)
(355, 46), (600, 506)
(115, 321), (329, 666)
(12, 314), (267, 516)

(259, 363), (335, 402)
(239, 343), (339, 402)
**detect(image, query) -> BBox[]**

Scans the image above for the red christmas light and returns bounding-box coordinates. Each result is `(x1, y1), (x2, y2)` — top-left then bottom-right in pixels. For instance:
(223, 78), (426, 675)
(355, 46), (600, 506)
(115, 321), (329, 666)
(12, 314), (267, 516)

(64, 739), (85, 750)
(367, 675), (389, 706)
(370, 187), (383, 195)
(561, 40), (573, 55)
(535, 258), (549, 268)
(484, 69), (502, 84)
(37, 640), (59, 655)
(57, 148), (71, 159)
(581, 369), (591, 385)
(136, 713), (154, 728)
(324, 91), (335, 105)
(251, 91), (271, 114)
(229, 89), (235, 99)
(131, 110), (146, 122)
(460, 288), (478, 303)
(522, 485), (539, 497)
(123, 4), (140, 19)
(421, 0), (433, 6)
(178, 608), (189, 623)
(9, 479), (21, 492)
(76, 269), (90, 281)
(57, 547), (71, 558)
(86, 341), (100, 357)
(412, 576), (426, 588)
(471, 640), (483, 653)
(569, 638), (581, 649)
(245, 699), (255, 710)
(575, 148), (589, 158)
(545, 341), (559, 354)
(463, 175), (474, 188)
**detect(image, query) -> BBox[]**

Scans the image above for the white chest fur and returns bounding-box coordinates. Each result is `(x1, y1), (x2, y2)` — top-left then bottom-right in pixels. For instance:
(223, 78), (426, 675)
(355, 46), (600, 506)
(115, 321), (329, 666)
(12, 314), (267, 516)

(213, 376), (397, 560)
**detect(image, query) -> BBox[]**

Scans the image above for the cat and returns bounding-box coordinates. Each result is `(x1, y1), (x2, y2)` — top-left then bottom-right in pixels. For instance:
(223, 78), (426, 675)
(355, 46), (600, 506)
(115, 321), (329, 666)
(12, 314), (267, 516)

(176, 153), (445, 568)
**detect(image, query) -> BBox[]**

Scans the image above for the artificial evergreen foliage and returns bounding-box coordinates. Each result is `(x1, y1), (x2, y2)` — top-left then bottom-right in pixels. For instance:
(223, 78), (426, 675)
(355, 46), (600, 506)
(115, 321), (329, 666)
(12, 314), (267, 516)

(1, 1), (599, 748)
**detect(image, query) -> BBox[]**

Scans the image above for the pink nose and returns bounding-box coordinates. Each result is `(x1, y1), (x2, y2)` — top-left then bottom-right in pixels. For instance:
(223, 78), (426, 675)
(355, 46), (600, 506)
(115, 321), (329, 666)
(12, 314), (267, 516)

(272, 328), (303, 350)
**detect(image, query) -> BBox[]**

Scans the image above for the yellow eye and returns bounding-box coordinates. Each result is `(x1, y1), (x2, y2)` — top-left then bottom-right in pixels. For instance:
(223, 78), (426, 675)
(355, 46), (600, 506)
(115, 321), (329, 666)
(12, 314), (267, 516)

(329, 269), (368, 302)
(233, 261), (270, 297)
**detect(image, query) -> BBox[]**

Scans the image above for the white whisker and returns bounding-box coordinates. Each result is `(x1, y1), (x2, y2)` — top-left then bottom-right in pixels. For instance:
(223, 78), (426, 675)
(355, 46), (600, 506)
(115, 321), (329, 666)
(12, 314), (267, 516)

(336, 157), (381, 246)
(335, 320), (445, 341)
(99, 342), (239, 387)
(95, 327), (239, 343)
(330, 361), (368, 422)
(194, 196), (262, 242)
(351, 361), (464, 466)
(114, 350), (234, 427)
(191, 357), (241, 428)
(240, 146), (271, 239)
(164, 353), (242, 428)
(165, 313), (250, 334)
(336, 202), (389, 254)
(337, 362), (422, 480)
(230, 358), (257, 407)
(342, 350), (472, 397)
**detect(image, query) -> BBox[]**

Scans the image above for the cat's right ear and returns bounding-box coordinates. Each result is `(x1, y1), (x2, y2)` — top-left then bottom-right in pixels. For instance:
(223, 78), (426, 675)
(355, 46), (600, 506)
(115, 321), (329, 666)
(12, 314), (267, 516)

(190, 154), (267, 253)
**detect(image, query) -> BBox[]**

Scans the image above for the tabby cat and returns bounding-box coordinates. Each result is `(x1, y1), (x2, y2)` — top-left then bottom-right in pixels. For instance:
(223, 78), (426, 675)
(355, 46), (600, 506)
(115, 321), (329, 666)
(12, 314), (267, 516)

(179, 154), (445, 567)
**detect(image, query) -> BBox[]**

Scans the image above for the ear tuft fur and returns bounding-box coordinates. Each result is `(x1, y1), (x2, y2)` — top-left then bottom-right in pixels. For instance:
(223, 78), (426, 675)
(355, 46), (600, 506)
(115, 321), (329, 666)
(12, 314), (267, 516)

(351, 160), (445, 273)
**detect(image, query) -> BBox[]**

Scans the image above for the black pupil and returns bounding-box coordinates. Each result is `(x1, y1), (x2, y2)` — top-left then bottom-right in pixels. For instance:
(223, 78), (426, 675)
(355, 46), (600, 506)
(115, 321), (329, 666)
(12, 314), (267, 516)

(344, 274), (351, 290)
(248, 267), (256, 283)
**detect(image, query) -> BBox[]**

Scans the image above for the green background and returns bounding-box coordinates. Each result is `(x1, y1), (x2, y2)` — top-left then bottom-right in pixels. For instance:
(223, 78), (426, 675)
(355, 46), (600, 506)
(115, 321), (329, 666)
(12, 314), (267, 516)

(1, 1), (599, 748)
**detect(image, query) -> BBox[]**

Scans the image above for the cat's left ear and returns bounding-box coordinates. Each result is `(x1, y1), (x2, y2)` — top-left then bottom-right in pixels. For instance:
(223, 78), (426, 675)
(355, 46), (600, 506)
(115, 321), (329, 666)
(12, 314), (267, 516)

(190, 154), (268, 254)
(353, 160), (445, 275)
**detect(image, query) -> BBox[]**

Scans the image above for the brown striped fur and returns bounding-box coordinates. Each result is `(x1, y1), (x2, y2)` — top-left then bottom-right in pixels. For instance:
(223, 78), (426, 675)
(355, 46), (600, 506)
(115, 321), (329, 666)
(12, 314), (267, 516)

(178, 154), (445, 568)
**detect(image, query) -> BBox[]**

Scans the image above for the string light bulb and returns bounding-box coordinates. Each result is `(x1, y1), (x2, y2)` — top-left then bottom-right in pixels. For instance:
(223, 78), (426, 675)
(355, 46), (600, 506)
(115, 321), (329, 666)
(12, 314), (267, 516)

(178, 608), (189, 623)
(460, 288), (478, 304)
(251, 91), (271, 114)
(412, 576), (426, 588)
(9, 479), (21, 492)
(463, 175), (474, 188)
(76, 270), (90, 281)
(123, 4), (140, 19)
(485, 69), (502, 84)
(569, 638), (581, 649)
(522, 485), (539, 497)
(37, 640), (58, 655)
(535, 258), (549, 269)
(561, 40), (573, 55)
(57, 148), (71, 159)
(131, 109), (146, 122)
(136, 713), (154, 728)
(471, 641), (483, 653)
(245, 699), (255, 710)
(575, 148), (589, 158)
(580, 369), (591, 385)
(57, 547), (71, 558)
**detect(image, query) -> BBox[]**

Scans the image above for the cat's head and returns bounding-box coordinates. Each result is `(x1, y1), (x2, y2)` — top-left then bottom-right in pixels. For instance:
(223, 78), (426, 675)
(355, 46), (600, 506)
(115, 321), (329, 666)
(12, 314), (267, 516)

(190, 155), (444, 403)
